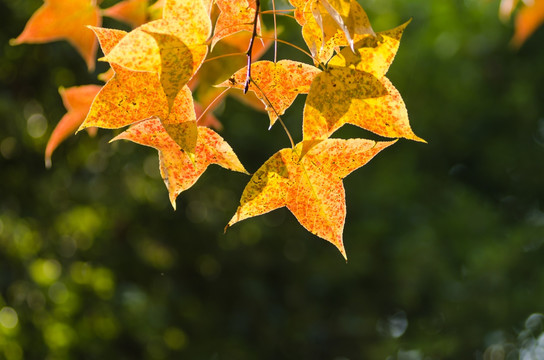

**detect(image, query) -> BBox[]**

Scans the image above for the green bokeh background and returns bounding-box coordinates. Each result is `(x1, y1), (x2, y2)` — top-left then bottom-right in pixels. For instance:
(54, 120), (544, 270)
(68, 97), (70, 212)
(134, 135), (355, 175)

(1, 0), (544, 359)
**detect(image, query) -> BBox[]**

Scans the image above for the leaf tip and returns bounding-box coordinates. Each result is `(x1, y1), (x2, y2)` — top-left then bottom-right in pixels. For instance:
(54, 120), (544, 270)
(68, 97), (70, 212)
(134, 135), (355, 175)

(9, 38), (20, 46)
(45, 156), (52, 169)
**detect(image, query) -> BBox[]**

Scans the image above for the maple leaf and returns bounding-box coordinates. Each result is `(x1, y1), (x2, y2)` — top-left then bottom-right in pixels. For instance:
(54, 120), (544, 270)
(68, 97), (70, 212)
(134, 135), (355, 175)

(45, 85), (101, 168)
(81, 26), (198, 157)
(512, 0), (544, 48)
(301, 0), (374, 65)
(217, 60), (321, 127)
(103, 0), (149, 28)
(11, 0), (101, 71)
(302, 68), (423, 153)
(112, 118), (247, 209)
(289, 0), (309, 25)
(148, 0), (165, 20)
(302, 22), (423, 154)
(193, 30), (273, 109)
(103, 0), (211, 108)
(319, 0), (358, 51)
(328, 21), (410, 79)
(227, 138), (396, 259)
(211, 0), (261, 49)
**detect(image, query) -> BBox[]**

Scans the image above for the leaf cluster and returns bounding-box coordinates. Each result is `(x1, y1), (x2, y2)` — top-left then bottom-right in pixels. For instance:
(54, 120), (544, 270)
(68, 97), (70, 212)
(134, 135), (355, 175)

(12, 0), (424, 258)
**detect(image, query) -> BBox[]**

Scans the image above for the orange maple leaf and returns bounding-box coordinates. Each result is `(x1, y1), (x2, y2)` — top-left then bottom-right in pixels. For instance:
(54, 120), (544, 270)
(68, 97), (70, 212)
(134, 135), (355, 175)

(217, 60), (321, 127)
(227, 138), (396, 259)
(103, 0), (149, 28)
(289, 0), (309, 25)
(11, 0), (101, 71)
(45, 85), (101, 167)
(211, 0), (261, 49)
(112, 118), (247, 209)
(512, 0), (544, 47)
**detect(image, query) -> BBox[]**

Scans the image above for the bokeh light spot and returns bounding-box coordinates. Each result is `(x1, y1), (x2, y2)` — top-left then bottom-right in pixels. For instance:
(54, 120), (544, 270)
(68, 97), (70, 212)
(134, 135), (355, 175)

(0, 307), (19, 329)
(163, 327), (187, 350)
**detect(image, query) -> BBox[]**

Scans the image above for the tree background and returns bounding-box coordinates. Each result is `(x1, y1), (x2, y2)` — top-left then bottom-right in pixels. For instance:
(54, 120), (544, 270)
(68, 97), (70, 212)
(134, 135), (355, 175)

(1, 0), (544, 359)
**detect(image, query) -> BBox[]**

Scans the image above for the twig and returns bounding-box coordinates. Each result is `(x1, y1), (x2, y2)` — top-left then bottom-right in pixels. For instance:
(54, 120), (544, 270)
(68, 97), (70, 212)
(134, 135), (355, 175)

(244, 0), (261, 93)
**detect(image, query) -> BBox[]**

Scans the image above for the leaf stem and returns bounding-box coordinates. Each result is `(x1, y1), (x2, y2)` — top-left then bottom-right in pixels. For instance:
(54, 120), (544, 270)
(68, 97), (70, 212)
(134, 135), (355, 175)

(196, 87), (230, 125)
(203, 52), (246, 64)
(244, 0), (261, 93)
(257, 36), (317, 64)
(249, 80), (295, 149)
(272, 0), (278, 63)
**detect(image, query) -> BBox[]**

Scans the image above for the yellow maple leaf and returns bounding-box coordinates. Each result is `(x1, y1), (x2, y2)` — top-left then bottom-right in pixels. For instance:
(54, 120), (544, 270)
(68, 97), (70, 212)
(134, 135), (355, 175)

(103, 0), (211, 108)
(11, 0), (101, 70)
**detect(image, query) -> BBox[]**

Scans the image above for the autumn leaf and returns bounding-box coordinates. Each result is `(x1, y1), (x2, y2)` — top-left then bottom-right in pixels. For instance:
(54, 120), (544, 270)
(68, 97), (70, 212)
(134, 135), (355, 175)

(103, 0), (211, 107)
(302, 68), (423, 154)
(112, 118), (247, 209)
(217, 60), (321, 127)
(328, 21), (410, 79)
(289, 0), (309, 25)
(148, 0), (165, 20)
(81, 26), (198, 157)
(193, 30), (273, 113)
(211, 0), (261, 49)
(301, 0), (374, 65)
(512, 0), (544, 48)
(45, 85), (102, 168)
(227, 138), (396, 259)
(302, 21), (423, 154)
(11, 0), (101, 70)
(103, 0), (149, 28)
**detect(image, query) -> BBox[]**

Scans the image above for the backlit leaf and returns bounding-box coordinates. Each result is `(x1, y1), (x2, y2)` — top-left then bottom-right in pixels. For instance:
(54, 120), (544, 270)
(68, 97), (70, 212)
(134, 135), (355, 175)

(11, 0), (101, 70)
(301, 0), (373, 65)
(328, 21), (409, 79)
(103, 0), (149, 28)
(112, 118), (247, 209)
(217, 60), (321, 127)
(211, 0), (261, 49)
(303, 68), (423, 151)
(82, 26), (198, 157)
(104, 0), (211, 107)
(227, 138), (396, 259)
(512, 0), (544, 48)
(45, 85), (101, 167)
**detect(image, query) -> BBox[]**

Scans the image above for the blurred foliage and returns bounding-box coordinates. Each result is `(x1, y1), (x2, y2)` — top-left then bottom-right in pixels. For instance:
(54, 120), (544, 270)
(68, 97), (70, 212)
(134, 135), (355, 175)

(1, 0), (544, 359)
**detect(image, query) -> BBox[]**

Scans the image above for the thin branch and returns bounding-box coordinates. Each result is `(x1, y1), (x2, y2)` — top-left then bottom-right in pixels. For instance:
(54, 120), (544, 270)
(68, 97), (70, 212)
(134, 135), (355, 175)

(272, 0), (277, 63)
(257, 36), (317, 64)
(260, 9), (293, 14)
(244, 0), (261, 93)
